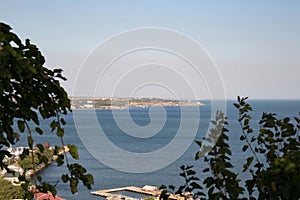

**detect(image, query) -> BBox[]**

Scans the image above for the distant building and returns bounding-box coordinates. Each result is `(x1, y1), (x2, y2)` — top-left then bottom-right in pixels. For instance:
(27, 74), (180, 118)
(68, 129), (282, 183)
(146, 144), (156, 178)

(83, 104), (93, 109)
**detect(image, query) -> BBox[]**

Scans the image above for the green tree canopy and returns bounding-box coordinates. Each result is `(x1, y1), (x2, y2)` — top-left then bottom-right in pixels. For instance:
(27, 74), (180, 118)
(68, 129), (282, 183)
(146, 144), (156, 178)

(0, 177), (25, 199)
(0, 22), (93, 198)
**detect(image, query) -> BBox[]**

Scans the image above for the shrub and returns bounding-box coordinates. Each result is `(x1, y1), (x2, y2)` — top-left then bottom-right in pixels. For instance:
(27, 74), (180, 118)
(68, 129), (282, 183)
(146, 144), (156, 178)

(160, 97), (300, 200)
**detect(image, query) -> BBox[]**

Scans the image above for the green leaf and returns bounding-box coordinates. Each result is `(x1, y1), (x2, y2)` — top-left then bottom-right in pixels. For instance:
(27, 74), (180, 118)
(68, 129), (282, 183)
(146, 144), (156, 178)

(61, 174), (69, 183)
(68, 144), (79, 160)
(190, 182), (202, 189)
(159, 189), (170, 200)
(203, 168), (210, 173)
(187, 169), (196, 176)
(86, 173), (94, 186)
(243, 157), (254, 172)
(60, 118), (67, 125)
(0, 68), (12, 79)
(37, 175), (42, 182)
(169, 185), (175, 191)
(0, 150), (11, 163)
(195, 151), (204, 160)
(36, 143), (44, 153)
(247, 128), (253, 134)
(20, 149), (29, 160)
(18, 175), (26, 182)
(233, 103), (240, 109)
(0, 23), (79, 197)
(283, 117), (290, 123)
(159, 185), (167, 190)
(48, 184), (57, 197)
(56, 154), (64, 166)
(27, 136), (34, 148)
(50, 120), (58, 132)
(12, 132), (20, 142)
(242, 145), (249, 152)
(35, 127), (43, 135)
(17, 120), (25, 132)
(56, 127), (64, 137)
(203, 177), (214, 188)
(70, 178), (79, 194)
(195, 140), (202, 147)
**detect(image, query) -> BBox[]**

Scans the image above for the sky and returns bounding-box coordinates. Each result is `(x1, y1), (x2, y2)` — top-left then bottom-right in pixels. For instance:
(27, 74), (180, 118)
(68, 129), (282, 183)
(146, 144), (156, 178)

(1, 1), (300, 100)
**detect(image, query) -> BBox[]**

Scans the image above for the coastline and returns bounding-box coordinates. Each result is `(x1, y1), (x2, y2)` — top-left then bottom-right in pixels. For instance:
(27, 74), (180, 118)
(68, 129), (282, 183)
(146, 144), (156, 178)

(71, 104), (204, 110)
(70, 97), (204, 110)
(25, 146), (69, 178)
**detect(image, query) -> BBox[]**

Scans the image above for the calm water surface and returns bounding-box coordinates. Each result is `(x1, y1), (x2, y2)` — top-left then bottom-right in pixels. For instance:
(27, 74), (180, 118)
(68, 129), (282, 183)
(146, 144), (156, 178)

(18, 100), (300, 199)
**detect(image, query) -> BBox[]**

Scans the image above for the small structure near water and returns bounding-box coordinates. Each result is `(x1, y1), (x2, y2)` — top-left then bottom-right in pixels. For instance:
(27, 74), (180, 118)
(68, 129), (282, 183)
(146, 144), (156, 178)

(92, 185), (195, 200)
(91, 185), (160, 200)
(0, 145), (69, 184)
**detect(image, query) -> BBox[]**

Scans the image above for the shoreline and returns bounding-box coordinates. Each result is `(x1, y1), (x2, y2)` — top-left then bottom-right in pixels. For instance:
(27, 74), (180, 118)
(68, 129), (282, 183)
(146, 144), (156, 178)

(71, 104), (205, 111)
(70, 97), (204, 110)
(25, 146), (69, 178)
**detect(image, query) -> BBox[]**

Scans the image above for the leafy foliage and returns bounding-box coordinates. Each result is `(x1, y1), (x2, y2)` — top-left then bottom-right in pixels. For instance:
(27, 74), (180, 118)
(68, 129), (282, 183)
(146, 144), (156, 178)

(0, 177), (25, 199)
(197, 111), (244, 200)
(161, 97), (300, 200)
(0, 22), (93, 197)
(235, 97), (300, 200)
(18, 147), (53, 169)
(159, 165), (205, 200)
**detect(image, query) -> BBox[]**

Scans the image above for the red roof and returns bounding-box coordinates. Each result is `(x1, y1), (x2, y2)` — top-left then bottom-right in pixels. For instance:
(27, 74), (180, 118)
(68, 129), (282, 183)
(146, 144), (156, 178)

(34, 192), (65, 200)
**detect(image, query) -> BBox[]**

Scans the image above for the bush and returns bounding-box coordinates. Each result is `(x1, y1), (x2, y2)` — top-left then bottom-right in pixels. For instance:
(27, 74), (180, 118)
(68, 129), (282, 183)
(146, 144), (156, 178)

(0, 177), (25, 199)
(160, 97), (300, 200)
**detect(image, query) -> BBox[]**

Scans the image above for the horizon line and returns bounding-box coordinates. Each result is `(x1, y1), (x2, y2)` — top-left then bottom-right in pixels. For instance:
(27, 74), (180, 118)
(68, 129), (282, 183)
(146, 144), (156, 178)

(68, 96), (300, 101)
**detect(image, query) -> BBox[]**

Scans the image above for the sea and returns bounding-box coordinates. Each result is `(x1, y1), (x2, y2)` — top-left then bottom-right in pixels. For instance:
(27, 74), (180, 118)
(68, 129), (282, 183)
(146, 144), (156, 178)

(15, 100), (300, 199)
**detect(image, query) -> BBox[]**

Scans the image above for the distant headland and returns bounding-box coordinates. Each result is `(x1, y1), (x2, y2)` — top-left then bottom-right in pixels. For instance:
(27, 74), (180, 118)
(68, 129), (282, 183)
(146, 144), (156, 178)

(70, 97), (204, 110)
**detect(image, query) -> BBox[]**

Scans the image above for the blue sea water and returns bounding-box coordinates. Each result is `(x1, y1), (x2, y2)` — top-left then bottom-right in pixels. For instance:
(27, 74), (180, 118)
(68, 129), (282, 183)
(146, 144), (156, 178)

(17, 100), (300, 199)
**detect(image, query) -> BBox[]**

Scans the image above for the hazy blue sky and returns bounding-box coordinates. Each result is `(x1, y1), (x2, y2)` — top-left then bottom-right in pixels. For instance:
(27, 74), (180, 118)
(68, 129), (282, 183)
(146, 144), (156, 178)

(1, 1), (299, 99)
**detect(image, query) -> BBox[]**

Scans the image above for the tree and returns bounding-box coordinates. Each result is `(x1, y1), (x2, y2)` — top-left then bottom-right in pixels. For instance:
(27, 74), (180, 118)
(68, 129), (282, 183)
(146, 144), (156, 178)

(0, 22), (93, 198)
(235, 97), (300, 199)
(0, 177), (25, 199)
(160, 97), (300, 200)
